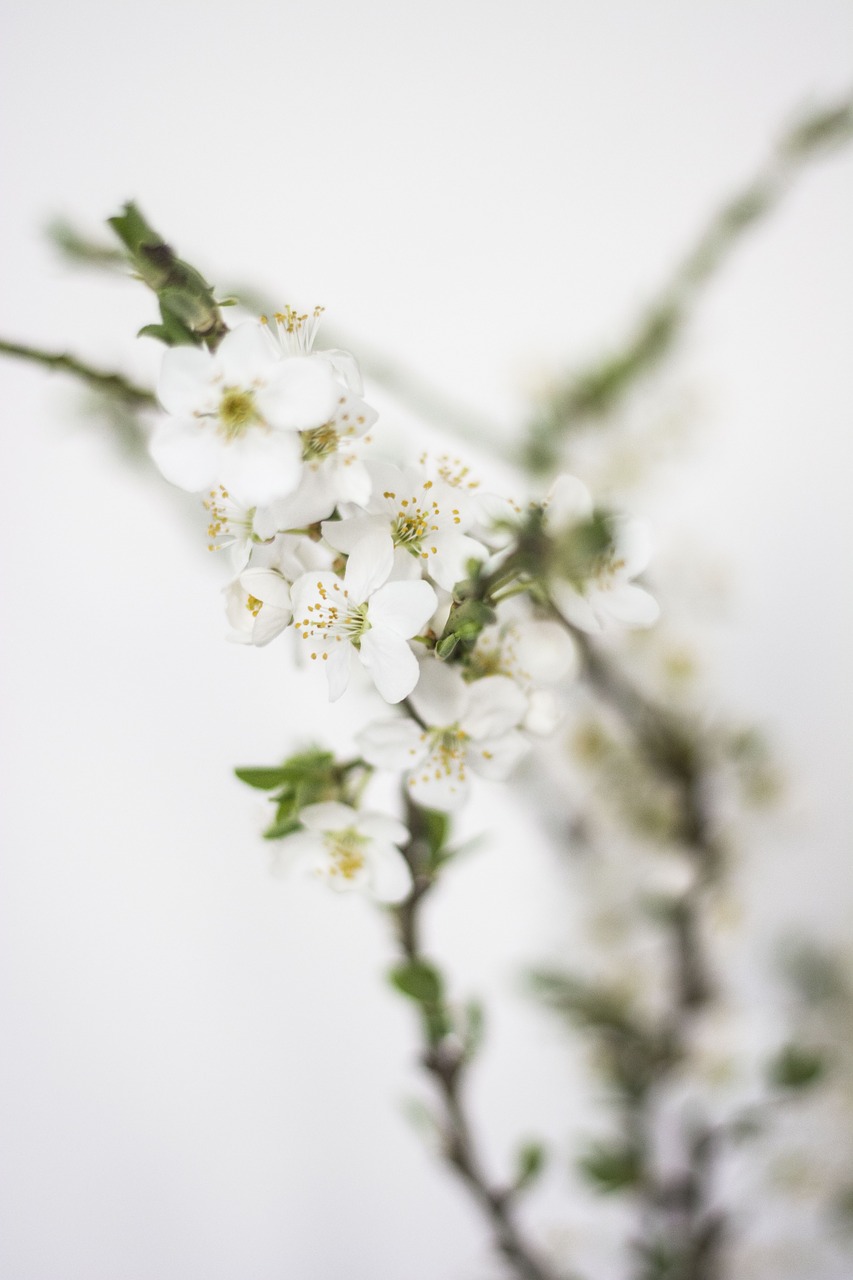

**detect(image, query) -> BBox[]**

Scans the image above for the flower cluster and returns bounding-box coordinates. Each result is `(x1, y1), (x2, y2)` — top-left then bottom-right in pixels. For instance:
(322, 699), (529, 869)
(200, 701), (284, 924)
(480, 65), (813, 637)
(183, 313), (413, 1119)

(149, 310), (660, 892)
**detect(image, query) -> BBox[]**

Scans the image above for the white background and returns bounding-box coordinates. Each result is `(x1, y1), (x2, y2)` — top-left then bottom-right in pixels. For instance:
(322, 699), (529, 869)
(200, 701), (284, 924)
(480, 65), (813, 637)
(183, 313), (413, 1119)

(1, 3), (852, 1277)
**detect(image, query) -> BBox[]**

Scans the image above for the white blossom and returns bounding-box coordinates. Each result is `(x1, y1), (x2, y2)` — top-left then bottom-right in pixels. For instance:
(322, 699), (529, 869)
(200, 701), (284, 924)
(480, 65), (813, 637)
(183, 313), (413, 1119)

(290, 537), (437, 704)
(322, 460), (487, 591)
(467, 608), (580, 736)
(202, 485), (282, 567)
(273, 801), (412, 902)
(151, 320), (340, 506)
(224, 566), (293, 647)
(358, 660), (529, 810)
(545, 474), (660, 632)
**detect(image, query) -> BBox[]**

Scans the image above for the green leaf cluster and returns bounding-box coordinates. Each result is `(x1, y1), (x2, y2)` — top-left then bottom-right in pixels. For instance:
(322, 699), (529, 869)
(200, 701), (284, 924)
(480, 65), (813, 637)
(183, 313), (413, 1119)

(235, 748), (361, 840)
(108, 202), (228, 349)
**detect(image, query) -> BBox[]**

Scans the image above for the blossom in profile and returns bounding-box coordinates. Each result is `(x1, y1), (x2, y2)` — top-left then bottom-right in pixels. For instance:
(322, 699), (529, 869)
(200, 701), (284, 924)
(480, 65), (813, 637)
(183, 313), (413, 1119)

(273, 801), (412, 902)
(150, 320), (339, 506)
(358, 661), (530, 810)
(224, 567), (293, 647)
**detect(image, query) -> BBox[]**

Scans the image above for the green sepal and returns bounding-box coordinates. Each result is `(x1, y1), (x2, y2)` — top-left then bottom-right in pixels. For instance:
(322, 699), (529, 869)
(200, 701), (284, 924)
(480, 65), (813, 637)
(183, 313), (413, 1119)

(108, 201), (228, 350)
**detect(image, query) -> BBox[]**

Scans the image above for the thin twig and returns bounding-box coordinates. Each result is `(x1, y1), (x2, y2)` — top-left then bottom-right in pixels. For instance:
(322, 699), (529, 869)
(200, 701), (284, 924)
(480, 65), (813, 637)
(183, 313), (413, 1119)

(392, 798), (564, 1280)
(0, 338), (157, 408)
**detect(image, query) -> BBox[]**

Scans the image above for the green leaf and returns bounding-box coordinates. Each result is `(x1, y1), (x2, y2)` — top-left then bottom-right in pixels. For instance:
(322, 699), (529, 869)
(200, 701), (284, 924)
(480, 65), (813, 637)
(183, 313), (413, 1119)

(514, 1140), (547, 1190)
(262, 816), (300, 840)
(769, 1044), (827, 1090)
(389, 960), (444, 1005)
(578, 1140), (642, 1193)
(234, 767), (289, 790)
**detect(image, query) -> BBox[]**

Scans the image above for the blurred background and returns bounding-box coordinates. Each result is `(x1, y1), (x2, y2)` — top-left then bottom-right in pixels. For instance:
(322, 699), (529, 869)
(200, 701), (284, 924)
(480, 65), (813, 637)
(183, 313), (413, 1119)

(1, 3), (851, 1277)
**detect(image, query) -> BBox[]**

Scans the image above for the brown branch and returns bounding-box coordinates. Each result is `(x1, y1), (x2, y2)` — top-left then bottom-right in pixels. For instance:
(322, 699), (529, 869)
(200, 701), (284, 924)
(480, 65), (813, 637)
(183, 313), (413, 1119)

(392, 796), (564, 1280)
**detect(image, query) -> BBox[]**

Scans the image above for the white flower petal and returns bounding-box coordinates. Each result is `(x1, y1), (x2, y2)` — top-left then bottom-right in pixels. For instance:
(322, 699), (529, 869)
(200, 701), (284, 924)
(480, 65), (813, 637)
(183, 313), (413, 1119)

(300, 801), (359, 832)
(408, 660), (467, 726)
(523, 688), (565, 736)
(239, 568), (292, 611)
(357, 812), (410, 847)
(368, 844), (413, 903)
(407, 754), (470, 812)
(599, 582), (660, 628)
(357, 718), (428, 770)
(514, 619), (580, 684)
(217, 322), (278, 385)
(257, 356), (338, 430)
(546, 474), (593, 529)
(331, 388), (378, 438)
(613, 517), (653, 578)
(359, 629), (420, 703)
(463, 676), (528, 740)
(550, 580), (603, 634)
(428, 533), (488, 591)
(251, 606), (291, 647)
(332, 457), (372, 508)
(218, 430), (302, 507)
(157, 346), (215, 416)
(369, 579), (437, 638)
(467, 729), (530, 781)
(320, 349), (364, 394)
(344, 531), (394, 601)
(271, 830), (324, 875)
(325, 644), (352, 702)
(149, 418), (224, 493)
(322, 516), (387, 555)
(270, 468), (338, 528)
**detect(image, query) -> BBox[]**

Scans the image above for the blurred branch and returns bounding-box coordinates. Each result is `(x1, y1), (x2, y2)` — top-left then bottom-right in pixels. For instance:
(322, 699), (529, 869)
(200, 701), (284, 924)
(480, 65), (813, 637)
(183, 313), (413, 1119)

(0, 338), (156, 409)
(547, 626), (725, 1277)
(522, 92), (853, 473)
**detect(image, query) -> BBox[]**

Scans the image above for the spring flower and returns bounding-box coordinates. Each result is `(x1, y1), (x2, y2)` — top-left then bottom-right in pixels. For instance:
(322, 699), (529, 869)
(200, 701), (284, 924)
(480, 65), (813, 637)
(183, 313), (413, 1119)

(150, 321), (339, 505)
(358, 660), (529, 810)
(290, 537), (437, 703)
(468, 612), (580, 736)
(224, 567), (293, 646)
(202, 485), (282, 566)
(321, 460), (487, 591)
(545, 474), (659, 632)
(273, 801), (412, 902)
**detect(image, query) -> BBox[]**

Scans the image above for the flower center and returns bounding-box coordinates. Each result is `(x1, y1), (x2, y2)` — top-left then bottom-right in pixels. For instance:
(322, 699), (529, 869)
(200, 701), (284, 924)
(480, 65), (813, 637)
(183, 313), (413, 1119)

(297, 580), (372, 659)
(218, 387), (259, 440)
(383, 480), (458, 561)
(426, 725), (468, 777)
(323, 827), (367, 880)
(262, 304), (325, 356)
(301, 422), (339, 461)
(246, 595), (263, 617)
(203, 486), (259, 551)
(592, 551), (626, 592)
